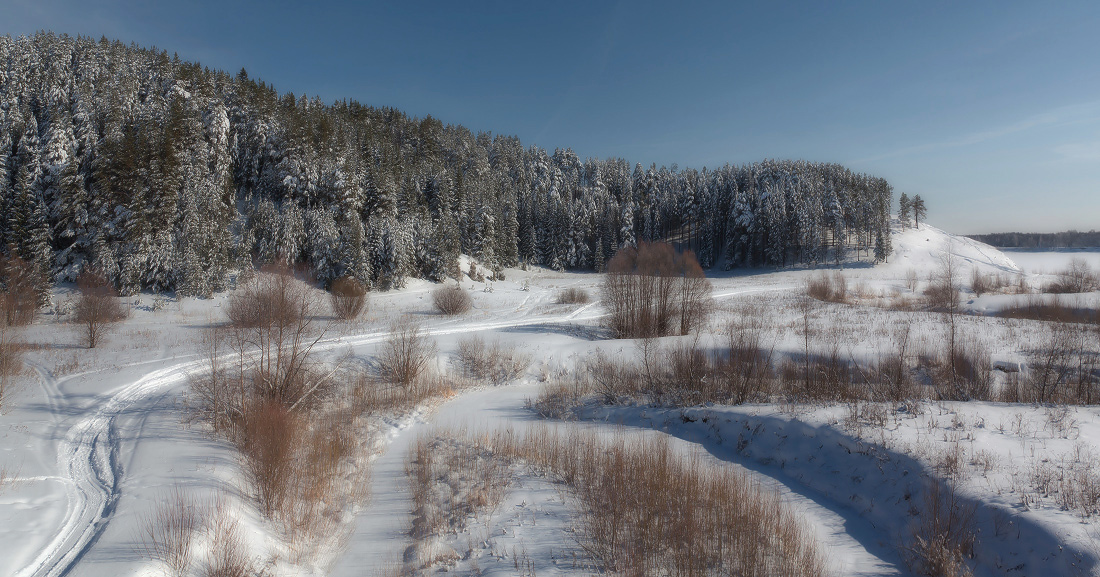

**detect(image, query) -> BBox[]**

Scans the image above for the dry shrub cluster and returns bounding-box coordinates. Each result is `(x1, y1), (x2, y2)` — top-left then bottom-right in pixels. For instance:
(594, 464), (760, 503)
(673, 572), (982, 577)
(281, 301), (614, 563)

(0, 254), (44, 325)
(329, 276), (368, 320)
(805, 271), (848, 303)
(139, 488), (203, 577)
(0, 318), (24, 410)
(533, 338), (923, 416)
(73, 268), (128, 348)
(455, 335), (530, 384)
(997, 295), (1099, 325)
(969, 268), (1016, 296)
(482, 428), (827, 577)
(602, 241), (711, 338)
(555, 287), (590, 304)
(189, 267), (373, 557)
(997, 321), (1100, 404)
(432, 283), (472, 315)
(906, 480), (977, 577)
(138, 491), (261, 577)
(1045, 257), (1099, 294)
(380, 318), (437, 387)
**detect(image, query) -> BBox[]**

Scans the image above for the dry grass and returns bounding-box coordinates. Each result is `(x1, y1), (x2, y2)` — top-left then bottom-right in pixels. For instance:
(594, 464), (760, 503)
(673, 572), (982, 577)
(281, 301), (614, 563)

(432, 283), (472, 315)
(805, 270), (848, 303)
(905, 480), (977, 577)
(454, 335), (530, 384)
(479, 427), (827, 577)
(555, 287), (590, 304)
(406, 434), (514, 547)
(138, 488), (203, 577)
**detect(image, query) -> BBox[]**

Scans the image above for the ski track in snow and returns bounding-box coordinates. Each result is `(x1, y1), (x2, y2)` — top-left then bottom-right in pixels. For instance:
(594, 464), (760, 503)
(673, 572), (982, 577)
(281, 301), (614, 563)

(18, 284), (898, 577)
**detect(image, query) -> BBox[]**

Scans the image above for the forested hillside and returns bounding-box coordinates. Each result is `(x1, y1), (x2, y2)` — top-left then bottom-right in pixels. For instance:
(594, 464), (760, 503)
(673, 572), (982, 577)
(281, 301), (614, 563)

(0, 32), (893, 297)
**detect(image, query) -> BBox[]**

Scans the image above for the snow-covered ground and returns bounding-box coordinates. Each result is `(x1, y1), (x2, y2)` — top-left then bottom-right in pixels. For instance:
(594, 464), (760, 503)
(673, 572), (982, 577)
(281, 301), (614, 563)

(1001, 249), (1100, 275)
(2, 221), (1099, 577)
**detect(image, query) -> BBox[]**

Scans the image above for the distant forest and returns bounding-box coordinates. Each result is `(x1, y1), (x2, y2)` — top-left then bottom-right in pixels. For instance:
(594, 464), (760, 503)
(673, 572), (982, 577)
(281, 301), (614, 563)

(0, 32), (893, 297)
(970, 231), (1100, 249)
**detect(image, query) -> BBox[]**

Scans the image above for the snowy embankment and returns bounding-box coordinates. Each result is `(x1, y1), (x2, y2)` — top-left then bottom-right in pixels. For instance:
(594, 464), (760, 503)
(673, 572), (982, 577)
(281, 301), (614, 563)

(572, 402), (1097, 577)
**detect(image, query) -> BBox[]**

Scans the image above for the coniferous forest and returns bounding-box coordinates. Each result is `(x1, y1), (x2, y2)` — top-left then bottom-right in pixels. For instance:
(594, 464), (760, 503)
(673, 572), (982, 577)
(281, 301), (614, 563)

(0, 33), (894, 298)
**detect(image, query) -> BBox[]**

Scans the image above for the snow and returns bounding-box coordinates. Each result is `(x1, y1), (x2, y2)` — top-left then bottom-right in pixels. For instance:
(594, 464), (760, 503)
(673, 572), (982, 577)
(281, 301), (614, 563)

(2, 223), (1100, 576)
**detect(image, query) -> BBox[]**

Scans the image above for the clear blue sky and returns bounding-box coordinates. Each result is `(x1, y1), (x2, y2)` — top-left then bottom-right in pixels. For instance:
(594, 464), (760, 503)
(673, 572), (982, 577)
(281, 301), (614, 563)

(7, 0), (1100, 234)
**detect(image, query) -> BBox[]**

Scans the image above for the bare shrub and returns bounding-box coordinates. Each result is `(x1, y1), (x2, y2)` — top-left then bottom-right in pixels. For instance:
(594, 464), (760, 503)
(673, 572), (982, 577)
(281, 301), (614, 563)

(970, 267), (991, 296)
(138, 488), (204, 577)
(237, 399), (302, 518)
(485, 428), (827, 577)
(1024, 322), (1098, 404)
(380, 318), (437, 387)
(935, 332), (992, 402)
(805, 270), (848, 303)
(555, 287), (590, 304)
(906, 480), (976, 577)
(1046, 257), (1099, 294)
(432, 283), (472, 315)
(998, 294), (1098, 324)
(905, 268), (920, 292)
(0, 254), (43, 325)
(203, 502), (257, 577)
(455, 335), (530, 384)
(602, 242), (712, 338)
(329, 276), (367, 320)
(73, 268), (127, 348)
(225, 266), (327, 408)
(0, 319), (23, 410)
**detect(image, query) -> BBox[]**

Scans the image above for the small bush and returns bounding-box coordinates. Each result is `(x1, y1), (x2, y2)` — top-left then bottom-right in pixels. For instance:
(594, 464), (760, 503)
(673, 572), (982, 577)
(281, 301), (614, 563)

(329, 276), (367, 320)
(432, 283), (472, 315)
(455, 335), (530, 384)
(0, 319), (23, 410)
(380, 318), (437, 387)
(555, 287), (590, 304)
(1046, 258), (1099, 293)
(138, 488), (203, 577)
(906, 480), (976, 577)
(805, 271), (847, 303)
(602, 242), (712, 338)
(0, 254), (43, 325)
(73, 268), (128, 348)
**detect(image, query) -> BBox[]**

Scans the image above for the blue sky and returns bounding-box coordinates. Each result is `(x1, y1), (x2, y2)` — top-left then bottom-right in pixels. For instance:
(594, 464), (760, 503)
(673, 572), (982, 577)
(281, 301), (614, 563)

(7, 0), (1100, 234)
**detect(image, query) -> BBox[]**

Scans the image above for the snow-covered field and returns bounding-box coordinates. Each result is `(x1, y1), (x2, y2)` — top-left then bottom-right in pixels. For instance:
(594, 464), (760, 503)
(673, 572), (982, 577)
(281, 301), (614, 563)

(1002, 249), (1100, 275)
(2, 221), (1099, 577)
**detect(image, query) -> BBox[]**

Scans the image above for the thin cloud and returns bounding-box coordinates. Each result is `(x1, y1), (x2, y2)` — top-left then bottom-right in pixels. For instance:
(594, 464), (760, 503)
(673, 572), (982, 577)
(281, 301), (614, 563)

(854, 100), (1100, 164)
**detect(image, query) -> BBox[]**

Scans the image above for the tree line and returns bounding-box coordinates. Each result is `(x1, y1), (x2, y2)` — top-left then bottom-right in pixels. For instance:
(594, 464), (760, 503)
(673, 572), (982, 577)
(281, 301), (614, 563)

(0, 32), (895, 299)
(969, 231), (1100, 249)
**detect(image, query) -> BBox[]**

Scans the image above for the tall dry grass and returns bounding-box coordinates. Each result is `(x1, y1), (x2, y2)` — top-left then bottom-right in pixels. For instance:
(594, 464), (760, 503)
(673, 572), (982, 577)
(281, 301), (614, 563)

(481, 427), (827, 577)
